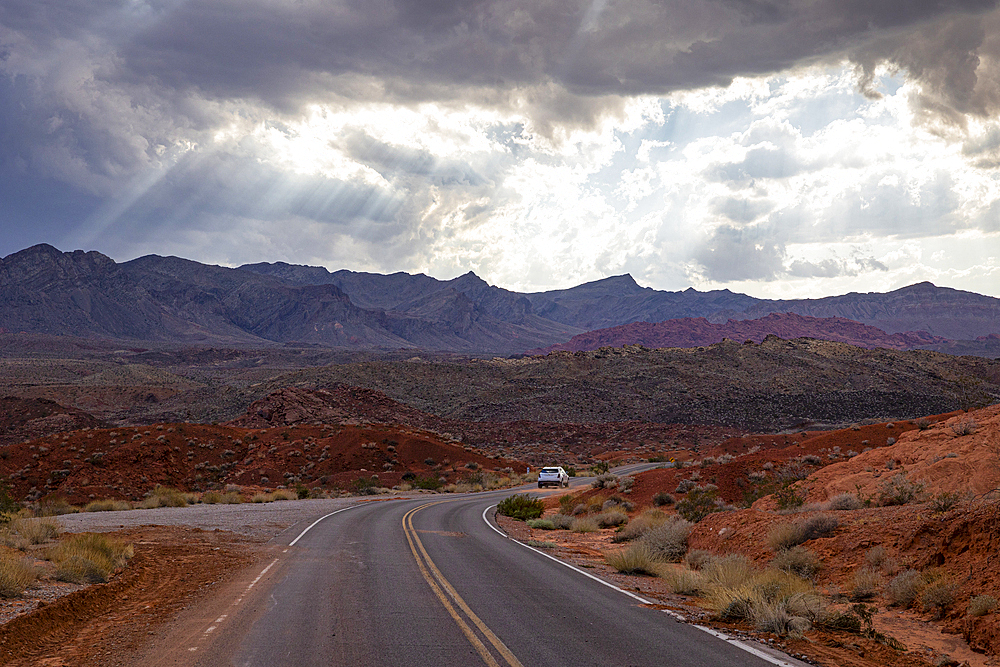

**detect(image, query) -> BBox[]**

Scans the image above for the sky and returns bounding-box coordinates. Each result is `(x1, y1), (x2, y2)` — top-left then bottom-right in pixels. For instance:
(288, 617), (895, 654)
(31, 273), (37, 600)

(2, 0), (1000, 299)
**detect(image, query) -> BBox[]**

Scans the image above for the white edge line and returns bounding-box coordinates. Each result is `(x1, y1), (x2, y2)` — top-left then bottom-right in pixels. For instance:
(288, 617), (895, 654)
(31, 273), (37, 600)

(481, 504), (796, 667)
(288, 505), (359, 546)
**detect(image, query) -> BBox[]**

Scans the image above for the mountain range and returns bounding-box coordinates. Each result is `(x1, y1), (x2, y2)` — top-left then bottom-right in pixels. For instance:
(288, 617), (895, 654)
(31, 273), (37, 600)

(2, 244), (1000, 355)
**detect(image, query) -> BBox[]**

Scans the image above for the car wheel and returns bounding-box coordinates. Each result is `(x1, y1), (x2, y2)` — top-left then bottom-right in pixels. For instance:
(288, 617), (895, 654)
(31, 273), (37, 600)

(563, 480), (569, 487)
(538, 482), (543, 488)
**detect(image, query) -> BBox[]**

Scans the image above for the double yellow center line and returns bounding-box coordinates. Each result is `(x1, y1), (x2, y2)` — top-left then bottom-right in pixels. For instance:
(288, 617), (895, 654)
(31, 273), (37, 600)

(403, 502), (524, 667)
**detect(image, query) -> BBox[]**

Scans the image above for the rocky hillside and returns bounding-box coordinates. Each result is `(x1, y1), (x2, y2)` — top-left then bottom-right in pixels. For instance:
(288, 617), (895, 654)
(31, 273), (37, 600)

(528, 312), (950, 354)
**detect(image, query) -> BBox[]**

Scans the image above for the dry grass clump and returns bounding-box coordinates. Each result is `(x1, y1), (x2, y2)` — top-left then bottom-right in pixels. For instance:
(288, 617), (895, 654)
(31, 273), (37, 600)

(701, 554), (755, 588)
(611, 510), (667, 543)
(968, 595), (998, 617)
(570, 517), (598, 533)
(684, 549), (715, 570)
(639, 515), (693, 563)
(49, 533), (134, 584)
(526, 518), (555, 530)
(770, 546), (820, 579)
(705, 565), (823, 637)
(271, 489), (298, 501)
(137, 486), (192, 509)
(201, 491), (242, 504)
(549, 514), (574, 530)
(605, 542), (660, 575)
(0, 552), (38, 598)
(767, 515), (838, 552)
(10, 517), (59, 545)
(663, 567), (703, 595)
(83, 499), (132, 512)
(850, 567), (884, 601)
(886, 569), (926, 607)
(877, 474), (925, 506)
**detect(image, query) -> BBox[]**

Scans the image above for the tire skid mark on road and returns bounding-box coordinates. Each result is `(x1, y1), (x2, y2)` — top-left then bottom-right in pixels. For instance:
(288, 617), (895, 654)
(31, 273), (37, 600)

(481, 504), (801, 667)
(404, 502), (525, 667)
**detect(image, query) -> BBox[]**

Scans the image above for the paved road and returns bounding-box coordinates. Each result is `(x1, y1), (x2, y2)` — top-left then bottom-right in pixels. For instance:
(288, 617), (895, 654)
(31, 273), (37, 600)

(166, 475), (802, 667)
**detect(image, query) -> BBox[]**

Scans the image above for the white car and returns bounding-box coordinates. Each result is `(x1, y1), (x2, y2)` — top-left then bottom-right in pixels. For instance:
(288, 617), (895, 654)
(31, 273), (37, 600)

(537, 467), (570, 488)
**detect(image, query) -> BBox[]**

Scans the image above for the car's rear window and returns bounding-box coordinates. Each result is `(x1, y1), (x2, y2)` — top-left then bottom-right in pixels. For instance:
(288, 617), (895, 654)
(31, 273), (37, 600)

(541, 468), (559, 473)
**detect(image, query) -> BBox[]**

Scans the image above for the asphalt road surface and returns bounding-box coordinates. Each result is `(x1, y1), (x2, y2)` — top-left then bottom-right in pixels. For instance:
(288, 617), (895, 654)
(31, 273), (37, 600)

(159, 474), (803, 667)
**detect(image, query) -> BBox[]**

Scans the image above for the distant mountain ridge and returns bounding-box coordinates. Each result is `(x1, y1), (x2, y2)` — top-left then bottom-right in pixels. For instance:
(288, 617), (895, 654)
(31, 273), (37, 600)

(2, 244), (999, 355)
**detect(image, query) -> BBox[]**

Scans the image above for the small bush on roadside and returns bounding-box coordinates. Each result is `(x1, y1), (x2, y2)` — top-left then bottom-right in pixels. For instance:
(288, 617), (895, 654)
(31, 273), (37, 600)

(138, 486), (191, 509)
(11, 517), (59, 544)
(570, 517), (598, 533)
(771, 546), (821, 579)
(526, 518), (555, 530)
(611, 511), (666, 543)
(701, 554), (755, 588)
(591, 473), (619, 489)
(549, 514), (574, 530)
(877, 474), (925, 506)
(202, 491), (242, 504)
(605, 543), (659, 575)
(767, 522), (806, 552)
(497, 494), (545, 521)
(271, 489), (297, 501)
(36, 497), (77, 516)
(0, 552), (38, 598)
(850, 566), (884, 601)
(663, 568), (703, 595)
(84, 499), (131, 512)
(640, 516), (693, 563)
(617, 476), (635, 492)
(596, 510), (629, 528)
(886, 569), (926, 607)
(652, 491), (674, 506)
(49, 533), (134, 584)
(968, 595), (998, 617)
(412, 476), (443, 491)
(251, 492), (272, 503)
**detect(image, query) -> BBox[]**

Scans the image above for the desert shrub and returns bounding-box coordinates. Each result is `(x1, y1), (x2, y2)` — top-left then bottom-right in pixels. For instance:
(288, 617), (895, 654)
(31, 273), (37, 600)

(684, 549), (715, 570)
(771, 546), (821, 579)
(800, 514), (839, 540)
(558, 494), (577, 514)
(950, 419), (978, 436)
(663, 568), (703, 595)
(705, 567), (819, 637)
(774, 484), (807, 510)
(138, 486), (191, 509)
(591, 473), (619, 489)
(865, 545), (888, 567)
(617, 476), (634, 492)
(11, 517), (59, 545)
(921, 580), (957, 619)
(83, 499), (131, 512)
(497, 494), (545, 521)
(549, 514), (574, 530)
(271, 489), (297, 501)
(886, 569), (926, 607)
(526, 518), (555, 530)
(605, 543), (659, 575)
(202, 491), (242, 504)
(412, 475), (443, 491)
(915, 417), (931, 430)
(570, 517), (598, 533)
(591, 461), (610, 475)
(611, 511), (665, 543)
(968, 595), (998, 617)
(826, 493), (864, 511)
(652, 491), (674, 506)
(602, 496), (634, 512)
(0, 552), (38, 598)
(798, 455), (822, 466)
(596, 510), (629, 528)
(877, 474), (925, 506)
(929, 491), (965, 513)
(675, 478), (696, 494)
(50, 533), (134, 584)
(640, 516), (693, 562)
(850, 567), (884, 601)
(250, 492), (273, 503)
(522, 540), (557, 549)
(675, 485), (722, 523)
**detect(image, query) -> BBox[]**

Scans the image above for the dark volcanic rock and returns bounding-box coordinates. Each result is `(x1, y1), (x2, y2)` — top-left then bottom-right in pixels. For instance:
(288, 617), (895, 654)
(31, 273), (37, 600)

(529, 312), (950, 354)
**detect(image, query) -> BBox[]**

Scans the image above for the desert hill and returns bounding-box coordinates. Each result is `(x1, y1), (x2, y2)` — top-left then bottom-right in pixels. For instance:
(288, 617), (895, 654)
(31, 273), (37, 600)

(528, 312), (950, 354)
